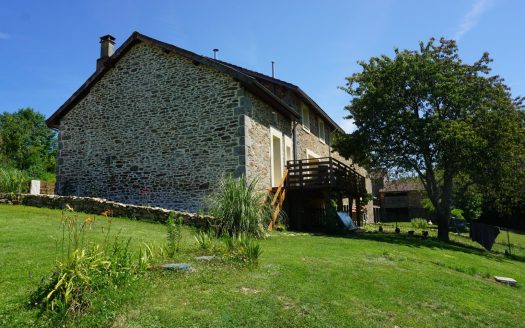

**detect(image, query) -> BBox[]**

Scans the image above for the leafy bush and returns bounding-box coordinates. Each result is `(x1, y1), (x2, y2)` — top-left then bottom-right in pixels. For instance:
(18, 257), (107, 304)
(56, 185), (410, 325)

(207, 175), (270, 238)
(0, 166), (29, 194)
(166, 213), (183, 257)
(411, 218), (428, 229)
(451, 208), (465, 220)
(224, 233), (262, 264)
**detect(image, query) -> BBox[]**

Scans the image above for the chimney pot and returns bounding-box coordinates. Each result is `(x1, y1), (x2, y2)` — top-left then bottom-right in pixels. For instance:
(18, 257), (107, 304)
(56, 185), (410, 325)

(97, 34), (116, 70)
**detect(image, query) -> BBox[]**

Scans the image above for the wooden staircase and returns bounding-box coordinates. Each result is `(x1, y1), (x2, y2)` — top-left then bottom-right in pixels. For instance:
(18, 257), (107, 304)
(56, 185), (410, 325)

(268, 169), (288, 231)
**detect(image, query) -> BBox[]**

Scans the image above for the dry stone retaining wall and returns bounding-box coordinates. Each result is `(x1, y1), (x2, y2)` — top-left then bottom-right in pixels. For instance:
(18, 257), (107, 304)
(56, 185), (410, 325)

(0, 194), (211, 227)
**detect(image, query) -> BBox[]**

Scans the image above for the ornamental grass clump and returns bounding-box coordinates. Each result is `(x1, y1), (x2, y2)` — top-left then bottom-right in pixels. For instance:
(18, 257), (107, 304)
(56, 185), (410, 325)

(208, 175), (270, 238)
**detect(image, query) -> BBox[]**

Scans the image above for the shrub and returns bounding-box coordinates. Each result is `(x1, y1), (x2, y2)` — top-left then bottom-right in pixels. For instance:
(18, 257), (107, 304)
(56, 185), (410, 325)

(451, 208), (465, 221)
(0, 166), (29, 194)
(166, 213), (183, 257)
(411, 218), (428, 229)
(207, 175), (270, 238)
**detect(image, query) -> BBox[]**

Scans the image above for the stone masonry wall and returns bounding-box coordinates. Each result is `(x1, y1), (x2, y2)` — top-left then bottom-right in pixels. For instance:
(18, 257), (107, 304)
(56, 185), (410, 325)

(244, 91), (293, 191)
(57, 42), (245, 212)
(0, 194), (211, 227)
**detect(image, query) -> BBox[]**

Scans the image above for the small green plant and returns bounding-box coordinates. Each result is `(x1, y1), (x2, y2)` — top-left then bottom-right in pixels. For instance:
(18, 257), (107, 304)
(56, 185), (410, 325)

(194, 230), (214, 250)
(224, 233), (262, 264)
(411, 218), (428, 230)
(166, 212), (183, 257)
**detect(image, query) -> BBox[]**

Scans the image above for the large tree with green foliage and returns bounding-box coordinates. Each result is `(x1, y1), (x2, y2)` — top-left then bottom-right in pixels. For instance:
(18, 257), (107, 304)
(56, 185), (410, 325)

(0, 108), (57, 178)
(334, 38), (525, 241)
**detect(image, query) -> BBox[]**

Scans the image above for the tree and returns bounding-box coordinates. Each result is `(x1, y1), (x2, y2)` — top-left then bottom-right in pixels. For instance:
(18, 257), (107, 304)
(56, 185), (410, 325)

(334, 38), (525, 241)
(0, 108), (57, 178)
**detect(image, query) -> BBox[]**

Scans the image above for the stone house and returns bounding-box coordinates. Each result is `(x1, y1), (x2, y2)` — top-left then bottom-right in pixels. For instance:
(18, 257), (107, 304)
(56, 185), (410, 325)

(377, 179), (432, 221)
(46, 32), (373, 227)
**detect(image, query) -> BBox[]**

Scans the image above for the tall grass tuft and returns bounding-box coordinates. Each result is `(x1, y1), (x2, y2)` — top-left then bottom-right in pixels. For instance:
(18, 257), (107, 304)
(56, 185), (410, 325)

(207, 175), (270, 238)
(411, 218), (428, 230)
(0, 167), (29, 194)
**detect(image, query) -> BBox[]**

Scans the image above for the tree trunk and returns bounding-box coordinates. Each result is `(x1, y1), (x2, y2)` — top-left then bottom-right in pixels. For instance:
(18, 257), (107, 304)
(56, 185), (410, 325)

(436, 207), (450, 242)
(436, 168), (454, 242)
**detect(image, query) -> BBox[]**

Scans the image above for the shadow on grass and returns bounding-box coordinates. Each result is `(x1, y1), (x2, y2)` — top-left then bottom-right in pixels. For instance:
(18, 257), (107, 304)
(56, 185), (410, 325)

(311, 230), (525, 263)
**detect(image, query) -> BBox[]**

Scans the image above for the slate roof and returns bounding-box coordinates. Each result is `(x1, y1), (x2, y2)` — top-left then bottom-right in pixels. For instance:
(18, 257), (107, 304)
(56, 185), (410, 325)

(48, 32), (348, 133)
(46, 32), (299, 128)
(214, 59), (345, 133)
(380, 179), (425, 193)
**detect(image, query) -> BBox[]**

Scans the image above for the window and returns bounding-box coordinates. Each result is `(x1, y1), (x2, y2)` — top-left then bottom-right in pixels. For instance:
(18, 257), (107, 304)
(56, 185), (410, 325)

(305, 149), (320, 179)
(284, 136), (293, 164)
(319, 119), (325, 143)
(301, 105), (310, 132)
(270, 127), (284, 187)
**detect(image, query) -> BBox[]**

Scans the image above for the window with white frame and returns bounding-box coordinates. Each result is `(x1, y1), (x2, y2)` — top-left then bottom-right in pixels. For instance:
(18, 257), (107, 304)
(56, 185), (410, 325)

(318, 119), (325, 143)
(301, 105), (310, 132)
(284, 136), (293, 164)
(270, 127), (284, 187)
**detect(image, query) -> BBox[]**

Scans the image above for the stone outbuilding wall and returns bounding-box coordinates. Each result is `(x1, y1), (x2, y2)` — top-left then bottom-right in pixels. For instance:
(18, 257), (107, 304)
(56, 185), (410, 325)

(57, 43), (245, 212)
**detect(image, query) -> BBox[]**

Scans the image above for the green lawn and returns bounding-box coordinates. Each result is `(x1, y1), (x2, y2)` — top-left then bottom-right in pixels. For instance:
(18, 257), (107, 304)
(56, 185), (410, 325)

(1, 205), (524, 327)
(365, 221), (525, 258)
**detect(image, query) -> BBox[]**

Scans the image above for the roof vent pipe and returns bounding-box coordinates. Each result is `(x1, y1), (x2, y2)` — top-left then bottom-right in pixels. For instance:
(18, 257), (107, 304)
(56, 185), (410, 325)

(271, 61), (275, 78)
(96, 35), (116, 70)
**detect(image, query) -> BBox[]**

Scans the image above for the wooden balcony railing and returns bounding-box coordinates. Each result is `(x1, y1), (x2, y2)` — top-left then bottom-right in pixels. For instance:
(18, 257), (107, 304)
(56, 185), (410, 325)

(286, 157), (366, 195)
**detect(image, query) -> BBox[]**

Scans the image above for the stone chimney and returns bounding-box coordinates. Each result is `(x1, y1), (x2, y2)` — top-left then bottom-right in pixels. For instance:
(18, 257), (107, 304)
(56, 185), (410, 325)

(96, 35), (116, 70)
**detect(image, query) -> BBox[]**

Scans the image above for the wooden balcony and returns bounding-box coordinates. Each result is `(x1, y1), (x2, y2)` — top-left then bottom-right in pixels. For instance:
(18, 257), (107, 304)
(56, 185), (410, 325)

(286, 157), (366, 196)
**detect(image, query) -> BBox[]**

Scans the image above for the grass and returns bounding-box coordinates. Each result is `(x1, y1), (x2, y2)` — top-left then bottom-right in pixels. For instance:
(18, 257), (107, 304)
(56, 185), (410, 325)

(1, 205), (525, 327)
(366, 221), (525, 258)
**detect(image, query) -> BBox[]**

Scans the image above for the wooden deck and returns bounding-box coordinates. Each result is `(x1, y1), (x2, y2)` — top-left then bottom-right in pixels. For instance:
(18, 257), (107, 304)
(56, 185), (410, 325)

(285, 157), (366, 196)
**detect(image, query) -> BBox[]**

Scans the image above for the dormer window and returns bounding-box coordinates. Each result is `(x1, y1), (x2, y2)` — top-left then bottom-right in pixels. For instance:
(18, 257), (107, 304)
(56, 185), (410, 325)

(302, 105), (310, 132)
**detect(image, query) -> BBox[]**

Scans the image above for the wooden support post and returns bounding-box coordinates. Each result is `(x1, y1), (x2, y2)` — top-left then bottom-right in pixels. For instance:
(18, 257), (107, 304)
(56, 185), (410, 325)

(356, 196), (362, 227)
(336, 192), (343, 212)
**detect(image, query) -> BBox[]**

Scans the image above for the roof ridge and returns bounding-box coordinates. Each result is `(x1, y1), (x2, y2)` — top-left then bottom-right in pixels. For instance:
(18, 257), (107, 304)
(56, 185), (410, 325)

(212, 59), (299, 89)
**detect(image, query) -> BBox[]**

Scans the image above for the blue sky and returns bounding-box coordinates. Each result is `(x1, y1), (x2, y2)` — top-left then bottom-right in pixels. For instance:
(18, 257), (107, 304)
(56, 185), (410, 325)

(0, 0), (523, 132)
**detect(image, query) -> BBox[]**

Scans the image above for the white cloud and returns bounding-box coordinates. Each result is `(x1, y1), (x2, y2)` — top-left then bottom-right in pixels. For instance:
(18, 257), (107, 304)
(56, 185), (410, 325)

(0, 32), (10, 40)
(455, 0), (493, 40)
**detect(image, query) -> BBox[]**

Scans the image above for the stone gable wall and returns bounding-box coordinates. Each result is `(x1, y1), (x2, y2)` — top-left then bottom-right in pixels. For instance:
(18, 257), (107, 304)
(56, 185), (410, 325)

(57, 42), (245, 212)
